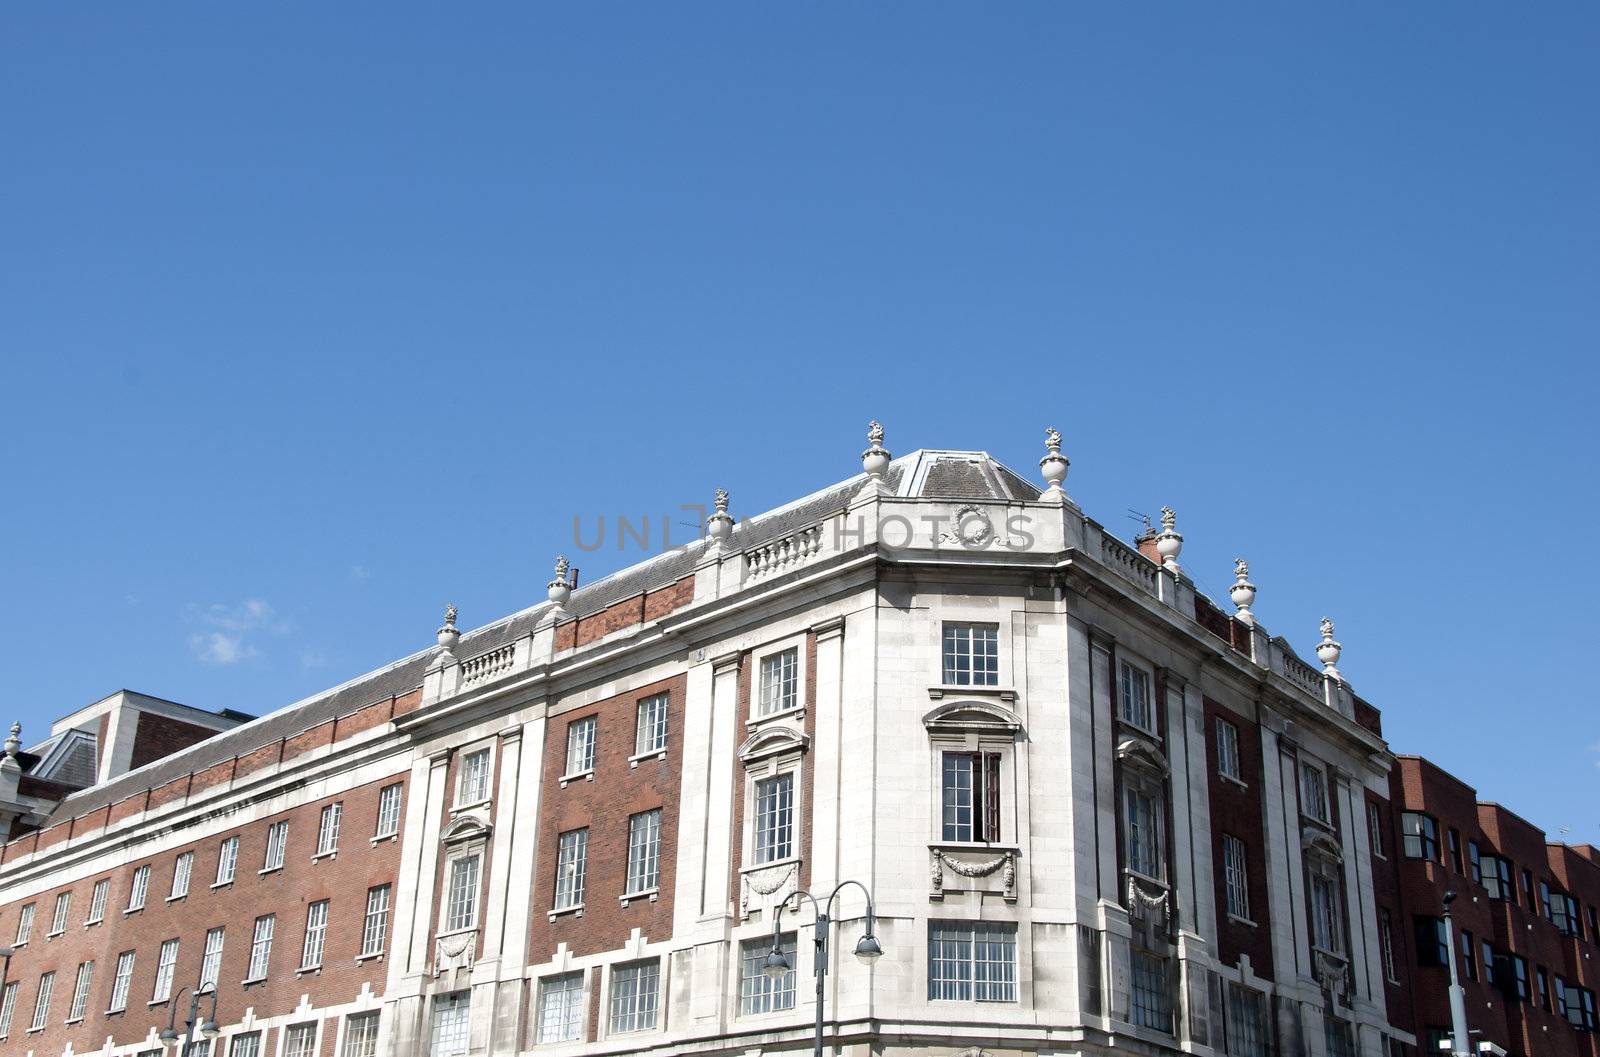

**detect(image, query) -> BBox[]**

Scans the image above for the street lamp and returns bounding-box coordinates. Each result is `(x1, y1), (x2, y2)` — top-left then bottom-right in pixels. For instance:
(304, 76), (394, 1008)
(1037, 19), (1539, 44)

(762, 880), (883, 1057)
(159, 984), (221, 1054)
(1441, 890), (1471, 1057)
(0, 945), (14, 1006)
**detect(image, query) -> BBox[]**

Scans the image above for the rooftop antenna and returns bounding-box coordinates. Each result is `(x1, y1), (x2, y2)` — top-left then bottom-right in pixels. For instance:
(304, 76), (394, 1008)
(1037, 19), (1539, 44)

(1126, 509), (1154, 535)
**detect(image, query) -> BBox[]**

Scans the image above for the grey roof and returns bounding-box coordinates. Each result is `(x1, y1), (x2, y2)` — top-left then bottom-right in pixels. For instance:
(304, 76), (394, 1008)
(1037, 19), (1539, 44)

(43, 449), (1035, 824)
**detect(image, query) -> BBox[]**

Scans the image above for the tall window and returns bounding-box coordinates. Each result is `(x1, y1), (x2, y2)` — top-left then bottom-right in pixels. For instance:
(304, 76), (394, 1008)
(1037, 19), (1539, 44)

(0, 981), (16, 1038)
(1299, 762), (1329, 824)
(1215, 718), (1241, 780)
(1414, 916), (1448, 967)
(1310, 868), (1343, 954)
(927, 922), (1017, 1002)
(130, 863), (154, 909)
(316, 803), (343, 856)
(1324, 1017), (1355, 1057)
(1117, 661), (1153, 730)
(301, 901), (329, 968)
(609, 960), (661, 1033)
(1129, 950), (1173, 1032)
(535, 972), (584, 1043)
(626, 809), (662, 894)
(28, 972), (53, 1032)
(171, 852), (194, 898)
(13, 903), (33, 945)
(342, 1013), (380, 1057)
(754, 773), (795, 863)
(759, 647), (800, 714)
(741, 934), (797, 1014)
(109, 951), (136, 1013)
(430, 992), (470, 1056)
(1123, 773), (1166, 880)
(942, 751), (1001, 843)
(554, 832), (587, 910)
(446, 854), (482, 930)
(1368, 802), (1386, 858)
(87, 879), (109, 924)
(68, 961), (93, 1022)
(1447, 829), (1463, 873)
(565, 719), (597, 776)
(635, 693), (669, 755)
(263, 822), (288, 871)
(375, 783), (403, 838)
(1401, 812), (1438, 860)
(1225, 983), (1269, 1057)
(1222, 834), (1250, 920)
(248, 915), (275, 980)
(1459, 931), (1477, 980)
(216, 836), (239, 885)
(362, 885), (391, 957)
(1468, 840), (1482, 884)
(50, 891), (72, 933)
(229, 1031), (262, 1057)
(152, 939), (179, 1001)
(1379, 910), (1399, 983)
(457, 749), (491, 804)
(200, 928), (225, 989)
(283, 1024), (317, 1057)
(942, 624), (998, 686)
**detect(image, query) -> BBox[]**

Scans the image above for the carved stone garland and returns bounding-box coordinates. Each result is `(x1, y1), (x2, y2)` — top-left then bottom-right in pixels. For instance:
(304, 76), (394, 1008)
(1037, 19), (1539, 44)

(1125, 875), (1173, 932)
(929, 850), (1017, 901)
(434, 931), (477, 978)
(740, 863), (797, 919)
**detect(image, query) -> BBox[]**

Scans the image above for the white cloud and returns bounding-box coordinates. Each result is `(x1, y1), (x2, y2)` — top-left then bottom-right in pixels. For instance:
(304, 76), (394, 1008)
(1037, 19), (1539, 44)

(349, 565), (372, 583)
(185, 598), (290, 665)
(190, 631), (258, 666)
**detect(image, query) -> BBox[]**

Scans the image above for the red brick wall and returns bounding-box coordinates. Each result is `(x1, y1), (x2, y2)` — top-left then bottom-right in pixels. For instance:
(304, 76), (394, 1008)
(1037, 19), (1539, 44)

(128, 712), (225, 771)
(1203, 697), (1275, 979)
(530, 673), (687, 963)
(552, 576), (695, 654)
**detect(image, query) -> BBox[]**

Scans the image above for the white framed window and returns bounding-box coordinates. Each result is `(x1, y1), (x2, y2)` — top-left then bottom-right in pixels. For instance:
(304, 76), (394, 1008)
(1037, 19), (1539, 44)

(1310, 864), (1343, 954)
(554, 831), (587, 910)
(247, 915), (275, 980)
(1379, 910), (1399, 983)
(535, 972), (584, 1043)
(608, 959), (660, 1034)
(13, 903), (33, 945)
(216, 837), (239, 885)
(457, 748), (492, 805)
(1299, 761), (1330, 824)
(1122, 772), (1166, 881)
(1401, 812), (1438, 860)
(635, 693), (669, 756)
(740, 934), (797, 1014)
(1130, 950), (1173, 1032)
(181, 1040), (212, 1057)
(200, 927), (225, 989)
(1225, 982), (1269, 1057)
(109, 951), (135, 1012)
(626, 809), (662, 895)
(941, 623), (999, 686)
(229, 1032), (262, 1057)
(0, 981), (17, 1038)
(152, 938), (179, 1001)
(1222, 833), (1250, 920)
(28, 971), (53, 1032)
(1215, 718), (1241, 781)
(342, 1012), (380, 1057)
(941, 751), (1002, 843)
(928, 921), (1017, 1002)
(283, 1024), (317, 1057)
(1368, 802), (1386, 859)
(87, 879), (109, 924)
(446, 854), (482, 931)
(758, 647), (800, 715)
(50, 891), (71, 934)
(316, 803), (343, 856)
(171, 852), (194, 899)
(754, 773), (795, 863)
(375, 783), (403, 838)
(362, 885), (391, 957)
(1118, 660), (1154, 731)
(430, 992), (470, 1056)
(301, 900), (329, 968)
(68, 960), (93, 1022)
(128, 864), (151, 910)
(263, 822), (288, 871)
(565, 718), (597, 777)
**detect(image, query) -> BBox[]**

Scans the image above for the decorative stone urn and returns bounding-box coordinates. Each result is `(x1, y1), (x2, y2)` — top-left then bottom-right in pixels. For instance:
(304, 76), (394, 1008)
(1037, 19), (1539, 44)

(547, 555), (573, 607)
(861, 420), (891, 480)
(436, 603), (460, 653)
(1316, 617), (1342, 677)
(1154, 506), (1183, 571)
(1230, 559), (1257, 624)
(1039, 427), (1069, 499)
(706, 488), (734, 544)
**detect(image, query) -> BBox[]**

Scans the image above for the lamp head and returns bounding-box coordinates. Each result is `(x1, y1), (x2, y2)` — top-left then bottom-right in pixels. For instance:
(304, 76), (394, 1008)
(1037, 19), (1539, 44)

(853, 933), (883, 959)
(761, 946), (792, 980)
(1443, 889), (1458, 908)
(159, 1027), (180, 1043)
(0, 945), (13, 959)
(200, 1019), (220, 1038)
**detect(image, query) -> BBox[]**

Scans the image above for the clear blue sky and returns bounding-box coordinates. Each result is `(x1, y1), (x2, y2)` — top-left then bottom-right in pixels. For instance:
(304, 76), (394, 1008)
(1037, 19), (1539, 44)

(3, 6), (1595, 838)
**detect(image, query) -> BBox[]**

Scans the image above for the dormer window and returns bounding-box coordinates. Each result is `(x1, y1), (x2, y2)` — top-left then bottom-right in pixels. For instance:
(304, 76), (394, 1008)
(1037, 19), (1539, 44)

(942, 623), (998, 686)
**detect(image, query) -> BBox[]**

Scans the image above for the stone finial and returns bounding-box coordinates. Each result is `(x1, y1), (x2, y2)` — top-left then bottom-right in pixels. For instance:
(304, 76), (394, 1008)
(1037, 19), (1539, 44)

(861, 420), (892, 481)
(3, 721), (19, 757)
(1229, 558), (1257, 624)
(547, 555), (574, 607)
(1316, 617), (1342, 678)
(706, 488), (734, 545)
(1039, 427), (1070, 502)
(1154, 505), (1183, 572)
(436, 604), (461, 653)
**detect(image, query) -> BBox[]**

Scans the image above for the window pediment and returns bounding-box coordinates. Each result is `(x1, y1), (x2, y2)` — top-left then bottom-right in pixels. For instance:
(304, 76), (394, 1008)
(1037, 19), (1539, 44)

(1301, 825), (1344, 863)
(1116, 734), (1168, 775)
(738, 725), (809, 765)
(441, 815), (491, 846)
(922, 700), (1022, 736)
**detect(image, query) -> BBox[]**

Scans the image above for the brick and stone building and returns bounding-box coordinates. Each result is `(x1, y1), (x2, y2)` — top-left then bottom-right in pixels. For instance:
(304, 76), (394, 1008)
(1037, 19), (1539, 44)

(0, 423), (1489, 1057)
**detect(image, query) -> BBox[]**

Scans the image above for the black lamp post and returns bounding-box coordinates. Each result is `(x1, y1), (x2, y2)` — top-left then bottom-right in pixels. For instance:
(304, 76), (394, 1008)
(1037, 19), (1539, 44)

(762, 880), (883, 1057)
(159, 984), (220, 1054)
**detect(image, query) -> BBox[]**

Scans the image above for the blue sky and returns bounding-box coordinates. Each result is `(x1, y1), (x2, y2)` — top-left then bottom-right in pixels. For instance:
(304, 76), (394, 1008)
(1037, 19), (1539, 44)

(3, 5), (1595, 837)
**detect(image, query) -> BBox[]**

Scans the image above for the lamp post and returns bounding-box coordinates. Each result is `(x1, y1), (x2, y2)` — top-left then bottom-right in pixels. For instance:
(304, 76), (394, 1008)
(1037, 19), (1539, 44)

(1441, 890), (1471, 1057)
(762, 880), (883, 1057)
(159, 984), (220, 1054)
(0, 945), (14, 1009)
